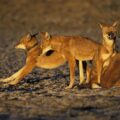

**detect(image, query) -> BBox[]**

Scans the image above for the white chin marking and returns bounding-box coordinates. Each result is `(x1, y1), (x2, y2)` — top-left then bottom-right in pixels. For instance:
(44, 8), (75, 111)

(16, 44), (26, 49)
(42, 46), (52, 55)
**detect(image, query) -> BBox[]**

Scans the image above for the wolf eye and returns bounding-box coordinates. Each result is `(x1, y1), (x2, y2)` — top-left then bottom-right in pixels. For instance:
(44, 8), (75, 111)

(108, 32), (114, 36)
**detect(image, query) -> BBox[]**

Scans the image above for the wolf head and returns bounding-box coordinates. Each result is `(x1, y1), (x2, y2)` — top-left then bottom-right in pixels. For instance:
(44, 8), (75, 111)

(15, 33), (38, 50)
(100, 21), (118, 41)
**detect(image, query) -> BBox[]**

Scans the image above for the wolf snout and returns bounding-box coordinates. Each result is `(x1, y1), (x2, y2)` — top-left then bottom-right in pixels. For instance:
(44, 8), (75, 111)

(108, 32), (116, 40)
(15, 43), (26, 49)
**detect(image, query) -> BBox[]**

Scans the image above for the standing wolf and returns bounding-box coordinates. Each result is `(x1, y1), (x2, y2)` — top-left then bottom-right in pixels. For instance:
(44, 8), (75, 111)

(40, 32), (100, 89)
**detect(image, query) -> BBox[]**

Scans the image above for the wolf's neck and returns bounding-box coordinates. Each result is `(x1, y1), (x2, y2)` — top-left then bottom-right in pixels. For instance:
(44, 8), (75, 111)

(51, 37), (62, 52)
(27, 44), (41, 58)
(27, 42), (38, 52)
(103, 38), (114, 51)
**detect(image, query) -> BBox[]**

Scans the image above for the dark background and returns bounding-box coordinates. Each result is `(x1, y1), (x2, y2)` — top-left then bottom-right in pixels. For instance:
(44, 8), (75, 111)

(0, 0), (120, 120)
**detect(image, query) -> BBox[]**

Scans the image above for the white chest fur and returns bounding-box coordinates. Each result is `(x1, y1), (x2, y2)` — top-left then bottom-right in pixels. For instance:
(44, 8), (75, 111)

(101, 52), (111, 60)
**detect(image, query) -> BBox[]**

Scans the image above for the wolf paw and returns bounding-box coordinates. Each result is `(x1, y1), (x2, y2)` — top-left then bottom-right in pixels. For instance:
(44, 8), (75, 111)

(0, 77), (18, 86)
(92, 83), (102, 89)
(0, 77), (14, 83)
(7, 80), (19, 85)
(79, 80), (86, 85)
(65, 85), (73, 89)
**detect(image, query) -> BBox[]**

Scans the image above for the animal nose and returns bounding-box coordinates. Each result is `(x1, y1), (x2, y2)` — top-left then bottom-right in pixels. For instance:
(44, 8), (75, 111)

(108, 32), (115, 39)
(108, 32), (114, 37)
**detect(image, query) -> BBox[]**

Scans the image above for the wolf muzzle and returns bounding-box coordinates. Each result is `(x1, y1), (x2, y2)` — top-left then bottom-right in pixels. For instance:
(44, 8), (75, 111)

(15, 44), (26, 49)
(108, 32), (116, 40)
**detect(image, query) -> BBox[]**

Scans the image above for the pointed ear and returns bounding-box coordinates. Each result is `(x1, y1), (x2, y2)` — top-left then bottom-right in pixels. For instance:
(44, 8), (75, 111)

(113, 21), (118, 27)
(44, 32), (51, 40)
(41, 32), (51, 40)
(26, 33), (31, 40)
(99, 23), (103, 29)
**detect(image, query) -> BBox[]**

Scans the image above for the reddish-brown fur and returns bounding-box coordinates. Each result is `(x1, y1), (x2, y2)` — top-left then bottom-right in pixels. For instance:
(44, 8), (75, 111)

(101, 53), (120, 88)
(89, 22), (119, 88)
(40, 32), (100, 89)
(0, 33), (66, 85)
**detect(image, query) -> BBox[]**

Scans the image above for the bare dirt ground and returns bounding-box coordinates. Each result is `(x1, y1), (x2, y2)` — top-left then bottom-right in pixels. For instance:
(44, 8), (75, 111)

(0, 0), (120, 120)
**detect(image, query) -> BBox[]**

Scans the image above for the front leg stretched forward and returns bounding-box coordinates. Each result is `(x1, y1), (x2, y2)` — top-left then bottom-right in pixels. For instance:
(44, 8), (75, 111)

(0, 63), (35, 85)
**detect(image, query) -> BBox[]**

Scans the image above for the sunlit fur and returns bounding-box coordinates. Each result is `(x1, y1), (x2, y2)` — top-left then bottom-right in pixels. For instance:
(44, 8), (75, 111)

(0, 34), (66, 85)
(89, 22), (118, 88)
(40, 32), (100, 89)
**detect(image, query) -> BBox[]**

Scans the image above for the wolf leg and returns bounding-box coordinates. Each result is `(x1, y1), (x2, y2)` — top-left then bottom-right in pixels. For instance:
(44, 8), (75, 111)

(0, 63), (35, 85)
(65, 56), (76, 89)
